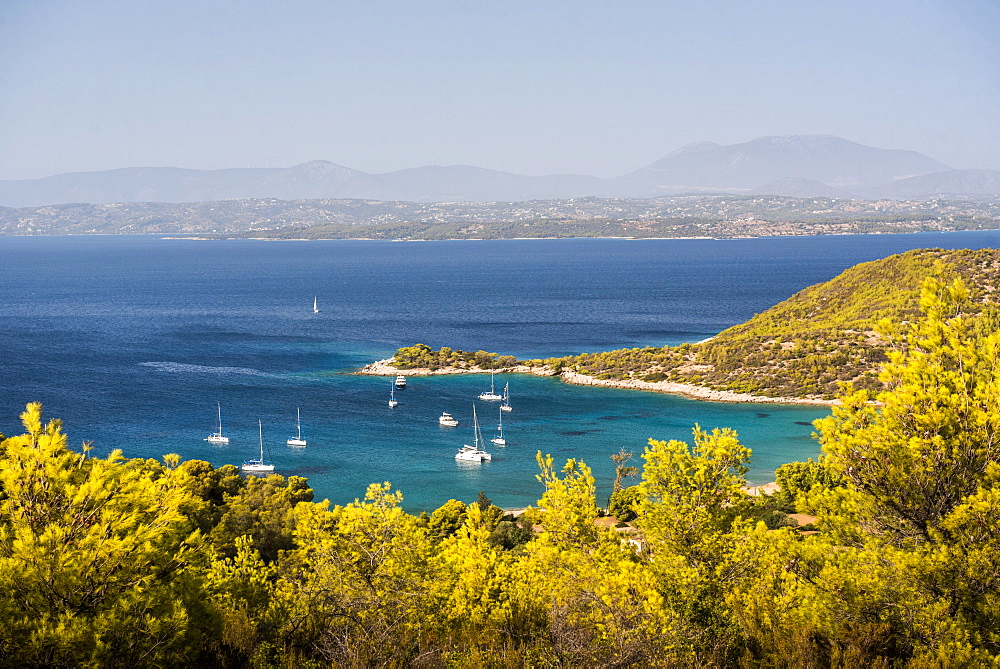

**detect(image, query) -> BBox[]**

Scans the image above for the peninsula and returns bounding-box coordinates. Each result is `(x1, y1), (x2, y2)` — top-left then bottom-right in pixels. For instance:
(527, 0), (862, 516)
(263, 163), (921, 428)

(359, 248), (1000, 403)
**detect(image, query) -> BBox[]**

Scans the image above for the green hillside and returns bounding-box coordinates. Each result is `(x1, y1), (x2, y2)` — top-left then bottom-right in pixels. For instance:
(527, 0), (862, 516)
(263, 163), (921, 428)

(391, 248), (1000, 399)
(550, 248), (1000, 398)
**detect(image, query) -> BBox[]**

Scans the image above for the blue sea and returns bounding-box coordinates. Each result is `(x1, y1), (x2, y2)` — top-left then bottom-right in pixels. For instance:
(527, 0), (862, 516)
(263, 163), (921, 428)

(3, 232), (999, 512)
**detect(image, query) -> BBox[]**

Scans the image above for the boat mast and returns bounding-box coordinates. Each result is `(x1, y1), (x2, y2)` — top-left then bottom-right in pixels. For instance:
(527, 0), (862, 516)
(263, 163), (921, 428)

(258, 419), (264, 461)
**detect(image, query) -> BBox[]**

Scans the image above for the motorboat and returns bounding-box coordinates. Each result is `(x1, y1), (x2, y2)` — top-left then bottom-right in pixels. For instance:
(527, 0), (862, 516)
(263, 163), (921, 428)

(439, 412), (459, 427)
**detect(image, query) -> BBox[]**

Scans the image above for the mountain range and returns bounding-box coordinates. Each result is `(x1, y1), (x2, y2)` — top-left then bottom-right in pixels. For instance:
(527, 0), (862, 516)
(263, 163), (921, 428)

(1, 135), (997, 207)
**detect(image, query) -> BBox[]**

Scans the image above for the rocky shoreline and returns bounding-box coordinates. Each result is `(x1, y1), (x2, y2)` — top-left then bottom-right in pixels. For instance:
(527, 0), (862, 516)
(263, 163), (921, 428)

(356, 358), (837, 407)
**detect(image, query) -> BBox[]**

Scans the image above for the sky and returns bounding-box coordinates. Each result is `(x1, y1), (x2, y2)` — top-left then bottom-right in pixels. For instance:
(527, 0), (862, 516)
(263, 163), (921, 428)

(1, 0), (998, 180)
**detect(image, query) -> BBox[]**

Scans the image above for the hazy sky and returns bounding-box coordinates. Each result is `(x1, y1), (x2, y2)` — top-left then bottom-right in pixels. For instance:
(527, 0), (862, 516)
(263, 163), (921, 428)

(1, 0), (998, 180)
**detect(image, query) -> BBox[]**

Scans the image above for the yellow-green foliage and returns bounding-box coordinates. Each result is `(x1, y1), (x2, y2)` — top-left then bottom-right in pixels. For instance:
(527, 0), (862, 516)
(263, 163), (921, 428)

(3, 274), (1000, 665)
(393, 343), (517, 370)
(0, 404), (209, 665)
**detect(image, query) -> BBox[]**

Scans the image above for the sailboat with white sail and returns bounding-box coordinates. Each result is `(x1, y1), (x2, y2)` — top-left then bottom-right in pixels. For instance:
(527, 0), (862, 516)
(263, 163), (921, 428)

(287, 407), (307, 447)
(205, 403), (229, 444)
(455, 405), (492, 462)
(313, 296), (319, 313)
(478, 371), (503, 401)
(243, 420), (275, 473)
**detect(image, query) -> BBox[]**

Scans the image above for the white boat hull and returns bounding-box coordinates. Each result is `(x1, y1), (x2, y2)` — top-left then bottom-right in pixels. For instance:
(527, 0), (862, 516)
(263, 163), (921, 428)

(478, 393), (503, 401)
(456, 449), (492, 462)
(491, 437), (506, 446)
(245, 420), (274, 473)
(206, 435), (229, 444)
(500, 404), (512, 412)
(286, 438), (307, 447)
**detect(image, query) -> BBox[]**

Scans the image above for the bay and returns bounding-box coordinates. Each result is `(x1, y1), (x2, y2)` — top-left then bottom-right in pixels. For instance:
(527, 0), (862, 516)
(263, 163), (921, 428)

(2, 231), (998, 511)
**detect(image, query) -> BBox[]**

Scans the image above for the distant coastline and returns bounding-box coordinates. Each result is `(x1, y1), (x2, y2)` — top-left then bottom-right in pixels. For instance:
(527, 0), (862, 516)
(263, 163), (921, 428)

(356, 358), (837, 406)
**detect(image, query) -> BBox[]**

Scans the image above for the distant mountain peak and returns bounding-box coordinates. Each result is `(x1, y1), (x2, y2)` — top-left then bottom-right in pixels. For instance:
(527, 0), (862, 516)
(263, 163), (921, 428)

(632, 134), (952, 190)
(287, 160), (356, 174)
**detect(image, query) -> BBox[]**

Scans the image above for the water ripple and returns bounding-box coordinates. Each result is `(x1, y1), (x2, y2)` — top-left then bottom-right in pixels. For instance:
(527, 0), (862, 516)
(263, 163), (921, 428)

(139, 361), (270, 376)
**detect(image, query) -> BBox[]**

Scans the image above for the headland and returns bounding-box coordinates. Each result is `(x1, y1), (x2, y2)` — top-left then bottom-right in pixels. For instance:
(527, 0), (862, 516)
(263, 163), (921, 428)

(356, 358), (836, 406)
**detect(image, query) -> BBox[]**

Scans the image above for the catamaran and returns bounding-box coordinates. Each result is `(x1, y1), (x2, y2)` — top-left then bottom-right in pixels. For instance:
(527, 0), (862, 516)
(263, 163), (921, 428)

(500, 382), (512, 412)
(478, 371), (503, 401)
(205, 403), (229, 444)
(456, 405), (492, 462)
(313, 296), (319, 313)
(243, 420), (275, 473)
(286, 407), (307, 447)
(491, 406), (506, 446)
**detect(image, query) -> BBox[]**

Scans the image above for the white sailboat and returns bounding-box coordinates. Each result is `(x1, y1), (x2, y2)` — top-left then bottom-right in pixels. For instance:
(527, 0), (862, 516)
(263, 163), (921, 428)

(313, 296), (319, 313)
(205, 403), (229, 444)
(500, 382), (512, 412)
(491, 406), (506, 446)
(478, 371), (503, 400)
(456, 405), (492, 462)
(287, 407), (307, 447)
(243, 420), (275, 473)
(388, 383), (399, 408)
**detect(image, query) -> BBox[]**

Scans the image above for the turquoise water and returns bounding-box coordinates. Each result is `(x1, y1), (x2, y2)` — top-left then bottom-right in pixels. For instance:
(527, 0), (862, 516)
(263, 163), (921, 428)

(3, 233), (998, 511)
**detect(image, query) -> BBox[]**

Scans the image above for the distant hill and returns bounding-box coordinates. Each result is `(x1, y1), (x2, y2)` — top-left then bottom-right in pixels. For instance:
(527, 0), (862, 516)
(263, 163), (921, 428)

(879, 169), (1000, 199)
(618, 135), (952, 194)
(2, 135), (997, 207)
(0, 161), (405, 208)
(376, 165), (607, 202)
(751, 177), (850, 199)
